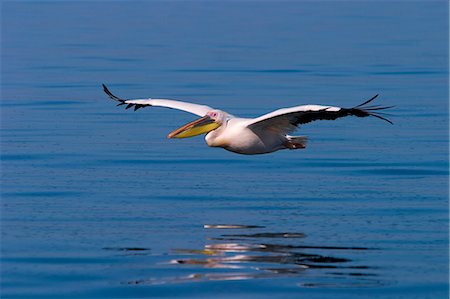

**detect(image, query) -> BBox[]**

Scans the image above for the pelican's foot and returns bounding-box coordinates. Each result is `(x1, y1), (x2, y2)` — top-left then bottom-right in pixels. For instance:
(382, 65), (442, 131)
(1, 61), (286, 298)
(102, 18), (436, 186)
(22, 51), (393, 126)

(284, 142), (306, 150)
(284, 136), (307, 150)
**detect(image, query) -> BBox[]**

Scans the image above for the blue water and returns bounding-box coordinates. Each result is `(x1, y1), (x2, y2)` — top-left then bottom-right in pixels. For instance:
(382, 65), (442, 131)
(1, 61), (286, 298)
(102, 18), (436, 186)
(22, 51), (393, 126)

(1, 1), (448, 298)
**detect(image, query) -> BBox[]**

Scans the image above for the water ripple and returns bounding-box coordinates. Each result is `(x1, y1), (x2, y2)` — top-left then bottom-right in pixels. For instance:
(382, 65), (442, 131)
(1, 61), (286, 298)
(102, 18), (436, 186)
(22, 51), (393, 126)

(173, 68), (311, 74)
(125, 224), (384, 288)
(358, 168), (448, 176)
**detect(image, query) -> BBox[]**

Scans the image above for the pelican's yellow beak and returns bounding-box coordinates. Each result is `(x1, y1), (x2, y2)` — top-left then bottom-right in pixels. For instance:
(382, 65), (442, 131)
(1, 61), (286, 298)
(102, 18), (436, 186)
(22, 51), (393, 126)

(167, 115), (220, 138)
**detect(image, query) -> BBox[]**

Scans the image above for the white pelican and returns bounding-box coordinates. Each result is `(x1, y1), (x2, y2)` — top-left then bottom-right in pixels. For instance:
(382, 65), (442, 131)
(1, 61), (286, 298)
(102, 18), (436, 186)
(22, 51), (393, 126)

(103, 84), (393, 155)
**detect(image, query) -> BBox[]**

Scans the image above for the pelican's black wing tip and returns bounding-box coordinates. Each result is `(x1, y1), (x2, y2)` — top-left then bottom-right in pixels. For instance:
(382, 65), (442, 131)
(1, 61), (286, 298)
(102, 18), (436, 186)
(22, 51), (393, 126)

(371, 113), (394, 125)
(352, 94), (395, 125)
(102, 84), (126, 102)
(354, 94), (380, 108)
(102, 83), (113, 98)
(102, 83), (111, 96)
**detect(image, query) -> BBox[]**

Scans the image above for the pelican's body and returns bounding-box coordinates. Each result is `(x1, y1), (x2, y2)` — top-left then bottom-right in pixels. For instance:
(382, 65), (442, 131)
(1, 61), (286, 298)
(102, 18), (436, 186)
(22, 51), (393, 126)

(206, 117), (269, 154)
(204, 117), (287, 154)
(103, 84), (392, 155)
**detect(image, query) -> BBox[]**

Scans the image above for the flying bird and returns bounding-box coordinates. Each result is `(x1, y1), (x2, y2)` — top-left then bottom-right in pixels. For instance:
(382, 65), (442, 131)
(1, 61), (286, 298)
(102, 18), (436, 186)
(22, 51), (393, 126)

(103, 84), (393, 155)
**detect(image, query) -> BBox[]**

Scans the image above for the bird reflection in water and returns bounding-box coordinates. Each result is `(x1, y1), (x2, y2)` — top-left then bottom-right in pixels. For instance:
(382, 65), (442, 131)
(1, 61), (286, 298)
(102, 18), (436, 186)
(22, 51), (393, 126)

(127, 224), (384, 287)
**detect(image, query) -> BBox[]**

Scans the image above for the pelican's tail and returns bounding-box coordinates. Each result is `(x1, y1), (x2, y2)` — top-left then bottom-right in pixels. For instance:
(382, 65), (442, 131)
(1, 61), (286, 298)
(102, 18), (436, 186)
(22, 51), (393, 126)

(285, 135), (308, 150)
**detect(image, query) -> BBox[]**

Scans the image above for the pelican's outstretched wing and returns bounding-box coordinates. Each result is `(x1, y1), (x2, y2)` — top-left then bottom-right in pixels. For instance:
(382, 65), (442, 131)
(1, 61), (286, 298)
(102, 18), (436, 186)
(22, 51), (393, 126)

(246, 95), (393, 134)
(103, 84), (213, 117)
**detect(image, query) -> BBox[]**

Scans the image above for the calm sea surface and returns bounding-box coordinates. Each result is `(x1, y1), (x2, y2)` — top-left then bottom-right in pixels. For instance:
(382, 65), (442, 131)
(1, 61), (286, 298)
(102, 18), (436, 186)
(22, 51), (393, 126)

(1, 1), (448, 298)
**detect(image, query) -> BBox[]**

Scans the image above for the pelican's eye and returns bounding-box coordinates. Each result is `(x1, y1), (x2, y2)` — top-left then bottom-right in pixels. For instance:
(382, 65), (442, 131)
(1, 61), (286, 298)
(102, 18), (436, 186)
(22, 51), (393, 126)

(209, 112), (218, 118)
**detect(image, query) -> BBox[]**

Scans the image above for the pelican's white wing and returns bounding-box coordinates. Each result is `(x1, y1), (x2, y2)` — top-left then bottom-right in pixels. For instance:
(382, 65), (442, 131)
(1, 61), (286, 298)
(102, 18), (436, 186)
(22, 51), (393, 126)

(103, 84), (213, 116)
(246, 95), (392, 135)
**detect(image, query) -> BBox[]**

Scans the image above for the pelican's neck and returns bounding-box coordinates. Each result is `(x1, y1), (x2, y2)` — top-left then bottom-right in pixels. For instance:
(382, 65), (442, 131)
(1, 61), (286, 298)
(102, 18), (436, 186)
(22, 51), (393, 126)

(205, 117), (230, 148)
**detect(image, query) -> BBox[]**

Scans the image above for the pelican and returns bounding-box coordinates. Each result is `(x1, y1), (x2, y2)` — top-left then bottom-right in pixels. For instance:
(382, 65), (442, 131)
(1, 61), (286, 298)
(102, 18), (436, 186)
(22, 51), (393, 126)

(103, 84), (393, 155)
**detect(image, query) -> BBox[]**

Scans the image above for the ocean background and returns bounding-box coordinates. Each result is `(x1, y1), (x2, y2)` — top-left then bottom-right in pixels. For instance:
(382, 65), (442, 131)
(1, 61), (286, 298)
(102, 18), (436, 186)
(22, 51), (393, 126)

(1, 1), (448, 298)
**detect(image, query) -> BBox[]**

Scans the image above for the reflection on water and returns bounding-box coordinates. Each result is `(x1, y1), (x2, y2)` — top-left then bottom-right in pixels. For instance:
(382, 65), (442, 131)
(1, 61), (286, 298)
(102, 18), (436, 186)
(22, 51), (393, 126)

(102, 247), (151, 256)
(219, 232), (306, 238)
(126, 224), (385, 287)
(103, 247), (150, 251)
(203, 224), (264, 229)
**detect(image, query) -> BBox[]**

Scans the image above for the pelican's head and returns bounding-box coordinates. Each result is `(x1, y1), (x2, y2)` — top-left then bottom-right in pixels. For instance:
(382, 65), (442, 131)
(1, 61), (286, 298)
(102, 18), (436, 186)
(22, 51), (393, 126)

(167, 110), (226, 139)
